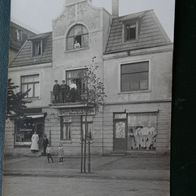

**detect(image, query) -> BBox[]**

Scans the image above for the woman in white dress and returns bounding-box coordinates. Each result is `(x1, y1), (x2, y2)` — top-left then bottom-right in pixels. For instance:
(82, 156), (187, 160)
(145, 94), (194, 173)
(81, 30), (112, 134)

(30, 132), (39, 152)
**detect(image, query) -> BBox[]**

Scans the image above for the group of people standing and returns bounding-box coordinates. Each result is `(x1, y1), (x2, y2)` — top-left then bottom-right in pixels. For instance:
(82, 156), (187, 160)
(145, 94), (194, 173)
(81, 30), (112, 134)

(30, 132), (64, 163)
(53, 80), (79, 103)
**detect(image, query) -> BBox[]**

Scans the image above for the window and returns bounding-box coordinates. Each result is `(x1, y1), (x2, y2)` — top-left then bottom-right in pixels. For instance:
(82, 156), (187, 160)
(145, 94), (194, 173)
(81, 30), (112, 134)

(82, 116), (93, 140)
(128, 113), (157, 150)
(60, 117), (72, 140)
(16, 29), (23, 41)
(15, 118), (44, 146)
(21, 74), (40, 98)
(121, 61), (149, 92)
(66, 24), (89, 50)
(32, 40), (43, 56)
(66, 69), (87, 94)
(124, 20), (138, 41)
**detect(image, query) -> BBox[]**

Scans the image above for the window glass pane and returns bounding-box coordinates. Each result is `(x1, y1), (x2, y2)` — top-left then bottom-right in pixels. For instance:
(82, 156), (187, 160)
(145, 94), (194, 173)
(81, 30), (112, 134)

(121, 62), (148, 74)
(66, 124), (71, 140)
(82, 34), (89, 48)
(32, 75), (39, 82)
(128, 113), (157, 150)
(21, 76), (32, 83)
(21, 84), (28, 93)
(126, 26), (136, 40)
(121, 62), (149, 91)
(27, 84), (33, 97)
(34, 83), (40, 97)
(67, 37), (74, 50)
(140, 80), (148, 90)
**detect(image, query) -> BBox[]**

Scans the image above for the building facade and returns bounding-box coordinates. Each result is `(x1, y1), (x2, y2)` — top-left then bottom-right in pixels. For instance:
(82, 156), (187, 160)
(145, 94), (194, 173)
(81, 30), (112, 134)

(5, 0), (173, 155)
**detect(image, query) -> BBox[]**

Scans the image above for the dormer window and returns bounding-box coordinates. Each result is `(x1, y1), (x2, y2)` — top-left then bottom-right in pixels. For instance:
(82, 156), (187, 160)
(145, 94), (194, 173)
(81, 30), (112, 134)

(124, 20), (138, 41)
(66, 24), (89, 50)
(16, 29), (23, 41)
(32, 39), (43, 57)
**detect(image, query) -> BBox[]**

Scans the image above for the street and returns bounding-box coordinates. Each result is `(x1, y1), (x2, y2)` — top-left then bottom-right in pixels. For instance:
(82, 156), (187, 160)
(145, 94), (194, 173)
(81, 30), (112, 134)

(3, 176), (169, 196)
(2, 155), (170, 196)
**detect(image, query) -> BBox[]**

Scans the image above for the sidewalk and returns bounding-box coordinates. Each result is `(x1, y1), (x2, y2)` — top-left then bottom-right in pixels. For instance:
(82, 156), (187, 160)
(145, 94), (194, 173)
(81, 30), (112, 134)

(3, 155), (170, 181)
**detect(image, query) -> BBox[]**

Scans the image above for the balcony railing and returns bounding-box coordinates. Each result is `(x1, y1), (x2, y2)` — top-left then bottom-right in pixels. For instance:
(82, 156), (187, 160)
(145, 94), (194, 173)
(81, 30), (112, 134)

(50, 89), (87, 104)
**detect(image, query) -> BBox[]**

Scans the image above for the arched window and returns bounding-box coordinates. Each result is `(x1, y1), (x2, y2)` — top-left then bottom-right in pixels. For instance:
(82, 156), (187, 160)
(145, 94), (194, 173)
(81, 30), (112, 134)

(66, 24), (89, 50)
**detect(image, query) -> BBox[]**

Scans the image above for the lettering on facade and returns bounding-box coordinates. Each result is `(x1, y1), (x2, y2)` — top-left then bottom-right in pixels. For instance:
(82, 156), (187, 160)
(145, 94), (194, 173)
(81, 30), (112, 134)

(60, 108), (95, 116)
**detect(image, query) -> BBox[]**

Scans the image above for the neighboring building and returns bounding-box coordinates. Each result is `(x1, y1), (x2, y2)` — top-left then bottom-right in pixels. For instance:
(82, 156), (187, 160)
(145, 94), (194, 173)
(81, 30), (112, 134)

(5, 0), (173, 155)
(9, 21), (36, 63)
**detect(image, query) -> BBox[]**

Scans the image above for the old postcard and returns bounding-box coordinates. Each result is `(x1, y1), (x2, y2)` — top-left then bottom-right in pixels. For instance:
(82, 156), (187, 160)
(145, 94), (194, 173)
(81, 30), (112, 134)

(2, 0), (175, 195)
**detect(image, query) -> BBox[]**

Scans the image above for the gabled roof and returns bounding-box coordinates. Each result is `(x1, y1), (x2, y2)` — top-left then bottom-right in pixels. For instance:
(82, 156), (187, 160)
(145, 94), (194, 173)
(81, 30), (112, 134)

(10, 22), (36, 51)
(105, 10), (171, 54)
(10, 32), (52, 67)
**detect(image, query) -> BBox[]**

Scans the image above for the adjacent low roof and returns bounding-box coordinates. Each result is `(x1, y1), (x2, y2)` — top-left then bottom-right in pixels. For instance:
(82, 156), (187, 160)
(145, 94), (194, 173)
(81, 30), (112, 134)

(105, 10), (171, 54)
(10, 32), (52, 67)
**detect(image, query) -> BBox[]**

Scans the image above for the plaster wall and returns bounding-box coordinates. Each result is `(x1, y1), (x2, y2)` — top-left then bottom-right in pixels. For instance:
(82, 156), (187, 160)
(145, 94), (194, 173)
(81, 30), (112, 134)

(104, 48), (173, 103)
(8, 63), (52, 108)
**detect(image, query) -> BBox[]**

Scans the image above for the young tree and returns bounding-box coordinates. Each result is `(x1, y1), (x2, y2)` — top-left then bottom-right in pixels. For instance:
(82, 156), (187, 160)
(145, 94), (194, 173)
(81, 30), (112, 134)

(80, 58), (106, 173)
(7, 78), (31, 117)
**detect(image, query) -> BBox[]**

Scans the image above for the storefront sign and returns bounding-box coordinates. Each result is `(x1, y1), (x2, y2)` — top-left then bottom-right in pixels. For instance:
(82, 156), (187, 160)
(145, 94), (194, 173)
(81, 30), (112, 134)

(60, 108), (95, 116)
(20, 128), (32, 132)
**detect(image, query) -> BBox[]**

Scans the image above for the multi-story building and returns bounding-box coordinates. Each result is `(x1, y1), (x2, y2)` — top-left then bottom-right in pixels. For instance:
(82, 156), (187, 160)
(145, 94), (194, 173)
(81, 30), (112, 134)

(5, 0), (173, 155)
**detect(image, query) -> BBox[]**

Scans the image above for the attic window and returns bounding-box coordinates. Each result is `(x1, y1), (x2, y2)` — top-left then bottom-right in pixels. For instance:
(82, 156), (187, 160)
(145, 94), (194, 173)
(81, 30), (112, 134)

(32, 40), (43, 57)
(124, 20), (138, 41)
(16, 29), (23, 41)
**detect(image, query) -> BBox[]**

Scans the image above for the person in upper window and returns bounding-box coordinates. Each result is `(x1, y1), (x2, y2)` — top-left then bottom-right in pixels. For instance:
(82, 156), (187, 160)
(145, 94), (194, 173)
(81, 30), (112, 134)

(53, 80), (60, 103)
(73, 39), (81, 49)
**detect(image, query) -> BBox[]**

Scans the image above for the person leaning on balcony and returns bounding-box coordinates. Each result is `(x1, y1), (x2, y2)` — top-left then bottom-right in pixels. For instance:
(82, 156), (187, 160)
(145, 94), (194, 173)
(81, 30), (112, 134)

(60, 80), (70, 103)
(53, 80), (60, 103)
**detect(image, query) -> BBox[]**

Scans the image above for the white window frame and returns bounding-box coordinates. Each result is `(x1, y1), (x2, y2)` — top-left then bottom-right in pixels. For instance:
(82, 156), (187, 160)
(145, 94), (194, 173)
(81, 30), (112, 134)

(118, 59), (151, 94)
(32, 39), (43, 57)
(21, 74), (40, 98)
(122, 20), (139, 42)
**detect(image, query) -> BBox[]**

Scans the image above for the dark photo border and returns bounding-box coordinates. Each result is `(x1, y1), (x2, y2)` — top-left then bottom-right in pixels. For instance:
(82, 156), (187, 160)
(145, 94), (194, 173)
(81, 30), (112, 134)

(0, 0), (11, 195)
(171, 0), (196, 195)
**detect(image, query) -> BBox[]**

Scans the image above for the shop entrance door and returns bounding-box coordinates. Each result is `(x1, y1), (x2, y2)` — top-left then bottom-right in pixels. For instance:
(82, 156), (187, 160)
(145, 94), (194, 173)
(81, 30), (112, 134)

(113, 120), (127, 152)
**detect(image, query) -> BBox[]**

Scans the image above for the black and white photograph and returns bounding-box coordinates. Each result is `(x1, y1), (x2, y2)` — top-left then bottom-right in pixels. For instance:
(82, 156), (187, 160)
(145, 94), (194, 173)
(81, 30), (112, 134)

(2, 0), (175, 195)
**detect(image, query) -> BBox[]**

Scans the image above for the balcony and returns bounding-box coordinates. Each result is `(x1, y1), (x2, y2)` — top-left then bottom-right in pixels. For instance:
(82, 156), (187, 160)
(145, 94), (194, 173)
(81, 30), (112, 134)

(50, 88), (88, 105)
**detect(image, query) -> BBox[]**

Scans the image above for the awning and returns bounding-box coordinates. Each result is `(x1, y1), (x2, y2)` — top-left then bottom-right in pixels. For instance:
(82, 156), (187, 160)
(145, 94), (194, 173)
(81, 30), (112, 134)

(25, 113), (46, 119)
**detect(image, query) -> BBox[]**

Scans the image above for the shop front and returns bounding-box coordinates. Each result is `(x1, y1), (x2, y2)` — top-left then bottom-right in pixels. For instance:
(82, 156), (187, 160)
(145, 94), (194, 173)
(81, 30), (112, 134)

(113, 111), (158, 153)
(14, 111), (46, 149)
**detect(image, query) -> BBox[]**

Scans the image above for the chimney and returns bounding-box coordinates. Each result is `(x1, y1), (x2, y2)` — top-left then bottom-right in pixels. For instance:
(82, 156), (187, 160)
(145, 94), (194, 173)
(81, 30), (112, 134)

(112, 0), (119, 17)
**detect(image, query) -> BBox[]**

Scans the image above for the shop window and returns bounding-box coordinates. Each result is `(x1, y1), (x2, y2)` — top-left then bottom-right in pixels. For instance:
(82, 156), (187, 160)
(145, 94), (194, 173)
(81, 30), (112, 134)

(32, 39), (43, 56)
(66, 68), (87, 95)
(82, 116), (93, 140)
(60, 117), (72, 140)
(15, 118), (44, 146)
(66, 24), (89, 50)
(127, 112), (158, 150)
(121, 61), (149, 92)
(124, 20), (138, 41)
(21, 74), (40, 98)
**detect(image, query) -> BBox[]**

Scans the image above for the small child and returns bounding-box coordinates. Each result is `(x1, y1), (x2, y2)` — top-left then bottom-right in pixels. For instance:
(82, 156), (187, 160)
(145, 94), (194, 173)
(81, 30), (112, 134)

(58, 142), (64, 162)
(46, 146), (54, 163)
